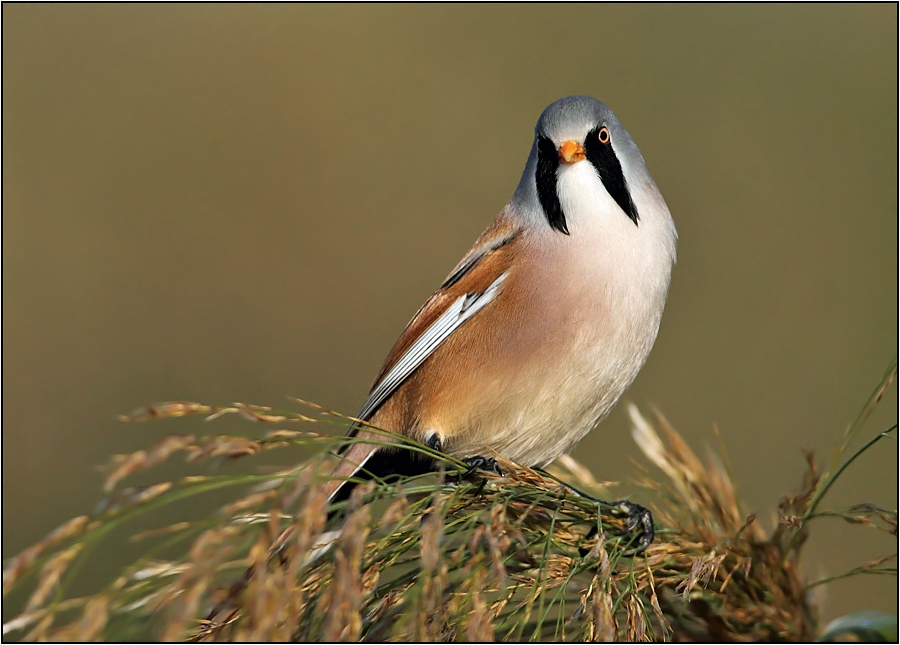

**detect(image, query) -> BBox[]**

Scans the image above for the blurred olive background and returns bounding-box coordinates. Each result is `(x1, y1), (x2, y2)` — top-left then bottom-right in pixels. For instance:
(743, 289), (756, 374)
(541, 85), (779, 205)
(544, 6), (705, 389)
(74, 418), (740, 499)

(3, 4), (896, 624)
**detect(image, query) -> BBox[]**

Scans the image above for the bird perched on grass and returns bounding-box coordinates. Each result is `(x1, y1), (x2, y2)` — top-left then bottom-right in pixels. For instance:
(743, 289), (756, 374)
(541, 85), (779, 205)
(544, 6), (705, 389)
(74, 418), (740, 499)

(322, 95), (677, 551)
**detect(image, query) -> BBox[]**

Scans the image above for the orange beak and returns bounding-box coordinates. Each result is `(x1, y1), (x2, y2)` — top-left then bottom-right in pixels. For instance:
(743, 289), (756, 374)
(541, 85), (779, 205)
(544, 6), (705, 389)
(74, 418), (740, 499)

(558, 140), (586, 164)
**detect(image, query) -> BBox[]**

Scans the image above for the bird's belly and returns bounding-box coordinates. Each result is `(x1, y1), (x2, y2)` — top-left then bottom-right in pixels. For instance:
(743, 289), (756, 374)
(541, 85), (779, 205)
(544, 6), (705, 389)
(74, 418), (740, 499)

(422, 292), (659, 467)
(405, 227), (670, 468)
(450, 345), (644, 466)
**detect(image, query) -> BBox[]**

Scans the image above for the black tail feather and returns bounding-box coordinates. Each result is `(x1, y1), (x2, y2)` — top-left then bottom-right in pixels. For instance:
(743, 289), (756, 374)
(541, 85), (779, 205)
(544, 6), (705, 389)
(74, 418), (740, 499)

(327, 447), (438, 520)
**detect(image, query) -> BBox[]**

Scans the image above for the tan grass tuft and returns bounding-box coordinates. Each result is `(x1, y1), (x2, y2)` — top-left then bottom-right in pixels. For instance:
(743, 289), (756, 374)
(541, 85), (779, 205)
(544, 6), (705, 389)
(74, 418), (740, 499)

(4, 368), (896, 641)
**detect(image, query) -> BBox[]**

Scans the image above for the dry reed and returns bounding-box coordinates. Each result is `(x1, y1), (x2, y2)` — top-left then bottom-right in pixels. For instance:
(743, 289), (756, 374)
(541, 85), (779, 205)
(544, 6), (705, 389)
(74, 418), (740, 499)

(3, 364), (896, 642)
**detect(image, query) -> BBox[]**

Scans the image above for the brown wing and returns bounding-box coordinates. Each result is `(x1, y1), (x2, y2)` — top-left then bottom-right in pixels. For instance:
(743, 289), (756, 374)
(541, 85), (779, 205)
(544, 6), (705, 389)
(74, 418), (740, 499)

(353, 212), (522, 427)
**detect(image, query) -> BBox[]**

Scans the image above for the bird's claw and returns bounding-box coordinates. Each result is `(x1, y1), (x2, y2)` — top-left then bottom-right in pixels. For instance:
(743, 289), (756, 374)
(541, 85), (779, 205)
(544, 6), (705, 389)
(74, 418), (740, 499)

(533, 468), (655, 556)
(579, 500), (655, 557)
(461, 455), (503, 478)
(608, 500), (654, 555)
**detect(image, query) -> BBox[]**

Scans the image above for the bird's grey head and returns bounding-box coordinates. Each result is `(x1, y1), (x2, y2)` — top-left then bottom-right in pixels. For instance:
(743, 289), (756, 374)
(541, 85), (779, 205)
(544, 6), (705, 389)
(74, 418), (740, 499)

(514, 96), (652, 235)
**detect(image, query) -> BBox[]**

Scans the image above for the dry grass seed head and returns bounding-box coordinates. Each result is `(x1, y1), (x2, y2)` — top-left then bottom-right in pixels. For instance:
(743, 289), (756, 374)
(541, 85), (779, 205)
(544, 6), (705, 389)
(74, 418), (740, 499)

(484, 504), (510, 586)
(234, 402), (287, 423)
(625, 591), (648, 642)
(8, 393), (863, 642)
(24, 613), (54, 641)
(589, 576), (616, 642)
(405, 499), (450, 641)
(465, 566), (494, 642)
(186, 436), (262, 463)
(552, 454), (617, 497)
(118, 401), (214, 422)
(378, 487), (409, 529)
(161, 526), (243, 640)
(648, 582), (672, 641)
(162, 577), (211, 642)
(218, 489), (277, 518)
(25, 543), (83, 613)
(3, 515), (90, 595)
(281, 457), (323, 509)
(322, 503), (371, 642)
(49, 595), (110, 642)
(131, 521), (194, 543)
(420, 506), (444, 574)
(286, 485), (329, 571)
(241, 536), (291, 641)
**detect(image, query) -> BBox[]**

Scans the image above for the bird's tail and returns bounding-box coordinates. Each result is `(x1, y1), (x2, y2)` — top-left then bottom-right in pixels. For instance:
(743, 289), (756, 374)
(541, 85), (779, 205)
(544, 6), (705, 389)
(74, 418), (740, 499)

(288, 432), (438, 561)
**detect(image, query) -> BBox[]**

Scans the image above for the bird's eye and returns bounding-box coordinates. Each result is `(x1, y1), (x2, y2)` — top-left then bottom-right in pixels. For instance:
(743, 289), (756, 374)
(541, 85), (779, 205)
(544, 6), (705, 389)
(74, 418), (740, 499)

(598, 127), (610, 144)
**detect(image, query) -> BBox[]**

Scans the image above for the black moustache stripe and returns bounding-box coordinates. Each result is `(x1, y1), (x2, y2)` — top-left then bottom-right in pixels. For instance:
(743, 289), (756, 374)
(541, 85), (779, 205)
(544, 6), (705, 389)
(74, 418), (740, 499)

(584, 126), (639, 226)
(535, 129), (639, 233)
(535, 135), (569, 235)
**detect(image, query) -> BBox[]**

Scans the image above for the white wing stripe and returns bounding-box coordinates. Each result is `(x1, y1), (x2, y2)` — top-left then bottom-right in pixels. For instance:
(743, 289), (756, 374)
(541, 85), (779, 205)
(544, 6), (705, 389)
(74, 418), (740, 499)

(356, 272), (508, 422)
(357, 301), (461, 421)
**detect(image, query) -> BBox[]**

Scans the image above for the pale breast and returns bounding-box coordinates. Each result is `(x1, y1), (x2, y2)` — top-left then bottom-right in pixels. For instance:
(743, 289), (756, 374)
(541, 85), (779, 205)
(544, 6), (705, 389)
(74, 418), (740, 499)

(408, 224), (671, 467)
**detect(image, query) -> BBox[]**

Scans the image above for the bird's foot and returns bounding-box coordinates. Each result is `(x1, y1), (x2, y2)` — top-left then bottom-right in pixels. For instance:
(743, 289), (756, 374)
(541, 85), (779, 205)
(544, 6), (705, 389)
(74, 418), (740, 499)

(423, 431), (443, 454)
(580, 501), (654, 556)
(422, 433), (501, 484)
(461, 455), (503, 478)
(600, 499), (655, 555)
(454, 456), (503, 495)
(535, 470), (654, 555)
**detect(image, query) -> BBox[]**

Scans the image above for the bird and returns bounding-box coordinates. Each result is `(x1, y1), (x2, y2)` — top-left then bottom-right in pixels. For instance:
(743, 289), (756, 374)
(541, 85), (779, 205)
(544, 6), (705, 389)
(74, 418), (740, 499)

(319, 95), (678, 549)
(202, 96), (676, 633)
